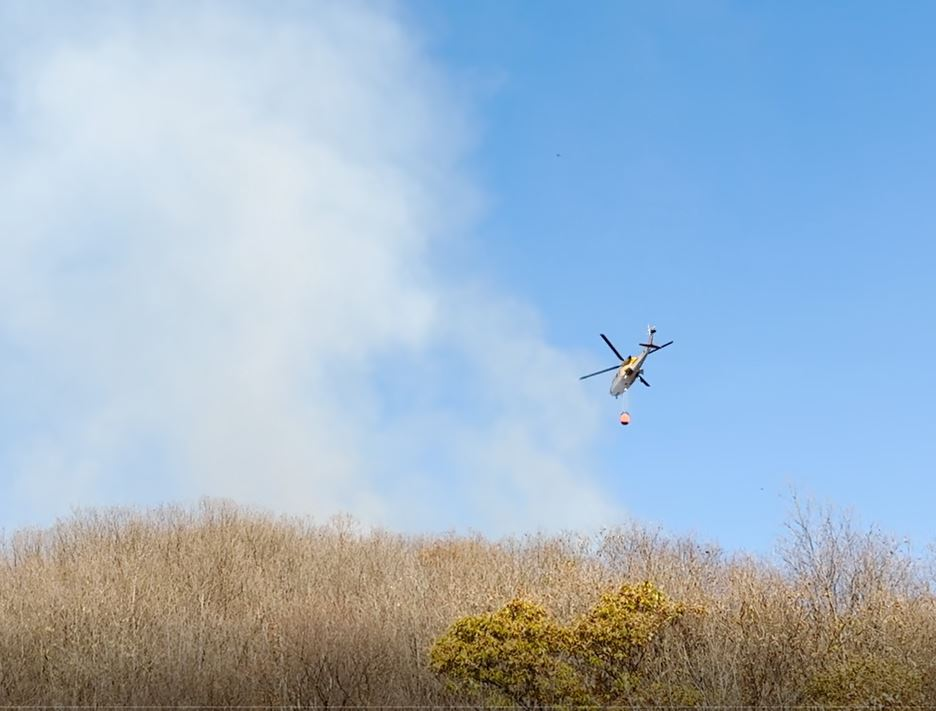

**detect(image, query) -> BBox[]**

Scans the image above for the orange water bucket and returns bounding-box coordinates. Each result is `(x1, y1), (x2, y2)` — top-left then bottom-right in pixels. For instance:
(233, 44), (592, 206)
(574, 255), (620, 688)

(619, 411), (631, 426)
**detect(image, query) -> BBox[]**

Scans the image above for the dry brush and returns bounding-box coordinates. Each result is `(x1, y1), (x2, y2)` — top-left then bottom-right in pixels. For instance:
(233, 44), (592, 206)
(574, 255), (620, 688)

(0, 498), (934, 706)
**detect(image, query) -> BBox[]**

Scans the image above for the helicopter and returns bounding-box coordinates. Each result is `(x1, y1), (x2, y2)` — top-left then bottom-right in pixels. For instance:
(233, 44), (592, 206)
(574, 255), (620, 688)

(579, 326), (673, 424)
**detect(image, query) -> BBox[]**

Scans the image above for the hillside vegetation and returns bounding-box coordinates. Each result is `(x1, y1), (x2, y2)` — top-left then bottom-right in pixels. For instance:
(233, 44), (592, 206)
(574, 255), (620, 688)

(1, 499), (934, 707)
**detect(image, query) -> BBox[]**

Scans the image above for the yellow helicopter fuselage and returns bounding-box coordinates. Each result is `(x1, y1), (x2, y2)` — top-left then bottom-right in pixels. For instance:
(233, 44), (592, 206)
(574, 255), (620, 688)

(610, 354), (646, 397)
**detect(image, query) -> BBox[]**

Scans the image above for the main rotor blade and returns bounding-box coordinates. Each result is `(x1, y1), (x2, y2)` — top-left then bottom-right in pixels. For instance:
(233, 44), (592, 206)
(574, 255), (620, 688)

(579, 365), (620, 381)
(638, 375), (651, 387)
(600, 333), (625, 361)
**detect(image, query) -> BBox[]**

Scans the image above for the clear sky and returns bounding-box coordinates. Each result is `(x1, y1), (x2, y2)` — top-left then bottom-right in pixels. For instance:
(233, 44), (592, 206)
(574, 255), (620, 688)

(1, 1), (933, 554)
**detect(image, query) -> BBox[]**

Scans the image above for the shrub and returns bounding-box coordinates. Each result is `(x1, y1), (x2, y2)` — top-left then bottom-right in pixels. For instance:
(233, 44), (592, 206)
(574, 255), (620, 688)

(430, 581), (690, 708)
(429, 598), (586, 709)
(805, 654), (925, 708)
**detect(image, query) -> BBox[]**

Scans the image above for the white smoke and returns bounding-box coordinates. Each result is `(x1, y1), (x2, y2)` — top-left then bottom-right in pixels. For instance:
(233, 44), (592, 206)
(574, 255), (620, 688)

(0, 1), (619, 534)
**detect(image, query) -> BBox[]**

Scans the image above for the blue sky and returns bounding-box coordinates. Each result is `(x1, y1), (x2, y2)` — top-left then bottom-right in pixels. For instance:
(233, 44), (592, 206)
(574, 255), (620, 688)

(1, 2), (933, 554)
(409, 0), (936, 551)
